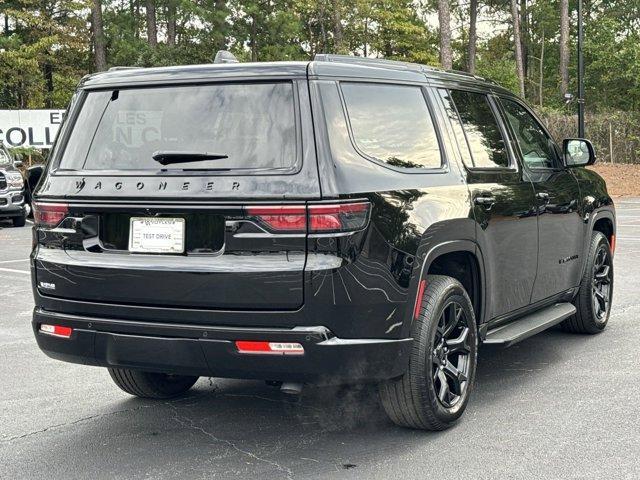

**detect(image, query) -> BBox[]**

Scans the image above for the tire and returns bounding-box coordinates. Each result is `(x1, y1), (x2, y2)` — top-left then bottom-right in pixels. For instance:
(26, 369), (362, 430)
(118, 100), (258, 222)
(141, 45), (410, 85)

(379, 275), (478, 430)
(562, 231), (613, 334)
(108, 368), (199, 399)
(12, 215), (26, 227)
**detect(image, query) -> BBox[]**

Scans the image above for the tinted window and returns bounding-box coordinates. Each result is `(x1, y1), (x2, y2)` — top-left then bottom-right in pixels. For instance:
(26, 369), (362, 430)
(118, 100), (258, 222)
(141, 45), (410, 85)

(448, 90), (510, 169)
(341, 83), (441, 169)
(501, 98), (557, 169)
(59, 83), (297, 172)
(437, 89), (474, 167)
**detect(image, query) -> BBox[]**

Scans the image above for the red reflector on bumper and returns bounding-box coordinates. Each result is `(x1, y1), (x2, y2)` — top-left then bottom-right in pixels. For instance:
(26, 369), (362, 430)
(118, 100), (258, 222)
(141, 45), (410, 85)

(235, 341), (304, 355)
(40, 324), (73, 338)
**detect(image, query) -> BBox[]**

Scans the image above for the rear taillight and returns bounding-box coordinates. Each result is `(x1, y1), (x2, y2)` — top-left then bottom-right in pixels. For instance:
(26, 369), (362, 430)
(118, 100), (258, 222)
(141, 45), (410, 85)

(33, 202), (69, 228)
(245, 206), (307, 232)
(246, 202), (370, 234)
(308, 202), (370, 233)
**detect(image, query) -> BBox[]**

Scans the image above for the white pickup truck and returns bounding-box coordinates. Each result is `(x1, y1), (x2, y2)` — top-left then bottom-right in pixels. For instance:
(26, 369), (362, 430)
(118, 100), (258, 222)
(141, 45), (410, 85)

(0, 143), (27, 227)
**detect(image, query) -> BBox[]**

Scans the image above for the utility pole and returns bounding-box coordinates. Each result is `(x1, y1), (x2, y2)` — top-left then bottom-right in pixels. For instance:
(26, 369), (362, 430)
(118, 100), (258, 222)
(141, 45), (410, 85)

(577, 0), (585, 137)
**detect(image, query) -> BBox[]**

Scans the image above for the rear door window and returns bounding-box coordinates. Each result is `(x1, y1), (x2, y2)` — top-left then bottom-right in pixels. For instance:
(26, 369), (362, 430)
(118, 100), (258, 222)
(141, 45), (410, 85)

(446, 90), (511, 169)
(58, 82), (298, 173)
(340, 83), (442, 169)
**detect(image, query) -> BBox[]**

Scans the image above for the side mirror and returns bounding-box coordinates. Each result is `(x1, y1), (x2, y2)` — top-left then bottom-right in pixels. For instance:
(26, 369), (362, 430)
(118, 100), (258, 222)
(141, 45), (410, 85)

(563, 138), (596, 167)
(13, 160), (23, 169)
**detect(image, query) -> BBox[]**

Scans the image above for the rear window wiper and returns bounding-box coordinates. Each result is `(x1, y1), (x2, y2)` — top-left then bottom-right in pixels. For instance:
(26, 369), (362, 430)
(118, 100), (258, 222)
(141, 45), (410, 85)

(152, 151), (229, 166)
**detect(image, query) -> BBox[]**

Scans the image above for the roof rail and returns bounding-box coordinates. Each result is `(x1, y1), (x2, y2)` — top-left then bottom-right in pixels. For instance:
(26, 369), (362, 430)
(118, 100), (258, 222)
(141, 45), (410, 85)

(445, 68), (497, 84)
(108, 66), (139, 72)
(313, 54), (429, 72)
(313, 54), (499, 85)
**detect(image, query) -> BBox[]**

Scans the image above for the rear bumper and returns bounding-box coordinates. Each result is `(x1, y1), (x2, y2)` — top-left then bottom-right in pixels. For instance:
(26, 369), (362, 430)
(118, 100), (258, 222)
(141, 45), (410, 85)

(32, 308), (412, 384)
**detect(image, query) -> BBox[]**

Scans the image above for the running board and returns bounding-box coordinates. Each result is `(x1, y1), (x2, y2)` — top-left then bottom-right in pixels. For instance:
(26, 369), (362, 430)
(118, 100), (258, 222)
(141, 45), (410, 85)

(484, 303), (576, 347)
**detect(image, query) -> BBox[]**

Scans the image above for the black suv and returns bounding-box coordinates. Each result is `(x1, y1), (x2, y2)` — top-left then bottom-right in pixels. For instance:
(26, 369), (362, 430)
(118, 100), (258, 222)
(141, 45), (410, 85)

(30, 55), (615, 430)
(0, 142), (28, 227)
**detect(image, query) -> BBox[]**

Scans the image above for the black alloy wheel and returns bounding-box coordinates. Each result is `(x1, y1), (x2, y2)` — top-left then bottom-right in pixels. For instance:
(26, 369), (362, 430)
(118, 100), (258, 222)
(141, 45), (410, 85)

(562, 231), (614, 334)
(431, 301), (472, 409)
(380, 275), (477, 430)
(592, 244), (612, 321)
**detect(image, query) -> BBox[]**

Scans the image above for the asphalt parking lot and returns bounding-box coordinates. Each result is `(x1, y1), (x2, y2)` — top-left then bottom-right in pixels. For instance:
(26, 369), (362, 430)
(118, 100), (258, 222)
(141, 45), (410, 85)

(1, 201), (639, 480)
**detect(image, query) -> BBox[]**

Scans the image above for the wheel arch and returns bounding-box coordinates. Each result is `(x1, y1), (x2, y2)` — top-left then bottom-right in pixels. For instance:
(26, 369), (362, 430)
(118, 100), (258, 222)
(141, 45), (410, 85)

(580, 208), (616, 279)
(592, 213), (615, 246)
(401, 240), (488, 338)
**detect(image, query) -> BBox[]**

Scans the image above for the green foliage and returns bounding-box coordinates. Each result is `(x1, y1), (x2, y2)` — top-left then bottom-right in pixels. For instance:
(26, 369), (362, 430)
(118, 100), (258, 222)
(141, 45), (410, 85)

(0, 0), (90, 108)
(0, 0), (639, 120)
(583, 13), (640, 111)
(543, 111), (640, 164)
(9, 146), (47, 166)
(475, 34), (520, 93)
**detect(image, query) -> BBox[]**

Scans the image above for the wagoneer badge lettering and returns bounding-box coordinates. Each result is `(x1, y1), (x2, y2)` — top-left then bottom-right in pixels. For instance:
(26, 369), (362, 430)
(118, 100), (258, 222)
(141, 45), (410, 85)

(70, 179), (237, 193)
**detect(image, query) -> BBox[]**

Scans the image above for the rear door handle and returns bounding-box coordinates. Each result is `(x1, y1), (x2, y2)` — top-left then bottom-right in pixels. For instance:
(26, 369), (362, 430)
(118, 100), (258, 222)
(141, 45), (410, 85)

(474, 196), (496, 207)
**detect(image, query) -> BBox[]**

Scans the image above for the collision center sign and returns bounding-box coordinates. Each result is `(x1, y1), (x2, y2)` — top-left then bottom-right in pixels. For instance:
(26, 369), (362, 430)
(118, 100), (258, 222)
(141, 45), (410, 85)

(0, 110), (65, 148)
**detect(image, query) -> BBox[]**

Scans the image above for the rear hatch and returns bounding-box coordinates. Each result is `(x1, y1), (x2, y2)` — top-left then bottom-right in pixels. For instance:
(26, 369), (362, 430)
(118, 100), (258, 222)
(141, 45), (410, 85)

(34, 75), (320, 312)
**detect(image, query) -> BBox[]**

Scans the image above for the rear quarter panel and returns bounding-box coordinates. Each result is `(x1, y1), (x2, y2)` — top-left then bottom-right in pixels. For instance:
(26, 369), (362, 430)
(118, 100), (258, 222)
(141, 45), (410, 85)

(308, 79), (477, 339)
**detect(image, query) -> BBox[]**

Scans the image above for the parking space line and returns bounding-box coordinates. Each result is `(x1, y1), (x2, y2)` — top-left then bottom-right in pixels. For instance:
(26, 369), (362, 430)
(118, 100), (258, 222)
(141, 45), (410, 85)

(0, 267), (30, 275)
(0, 259), (29, 264)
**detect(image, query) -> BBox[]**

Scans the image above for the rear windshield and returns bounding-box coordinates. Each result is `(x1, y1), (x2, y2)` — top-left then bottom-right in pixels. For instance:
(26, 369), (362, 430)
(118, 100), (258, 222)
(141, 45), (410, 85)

(58, 82), (298, 172)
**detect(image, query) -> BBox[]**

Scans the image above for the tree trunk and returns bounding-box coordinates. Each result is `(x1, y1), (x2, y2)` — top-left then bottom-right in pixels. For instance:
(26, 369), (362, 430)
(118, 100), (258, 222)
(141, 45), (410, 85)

(167, 0), (176, 46)
(250, 15), (257, 61)
(318, 0), (327, 53)
(520, 0), (528, 79)
(133, 0), (140, 39)
(510, 0), (525, 97)
(363, 18), (368, 57)
(214, 0), (226, 49)
(146, 0), (157, 47)
(43, 57), (54, 108)
(332, 0), (343, 53)
(438, 0), (453, 69)
(468, 0), (478, 74)
(90, 0), (107, 71)
(539, 28), (544, 107)
(559, 0), (570, 95)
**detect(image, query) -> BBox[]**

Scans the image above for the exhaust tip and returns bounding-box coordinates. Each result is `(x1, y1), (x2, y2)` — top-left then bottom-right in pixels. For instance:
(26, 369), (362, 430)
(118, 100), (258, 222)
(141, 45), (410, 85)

(280, 382), (303, 395)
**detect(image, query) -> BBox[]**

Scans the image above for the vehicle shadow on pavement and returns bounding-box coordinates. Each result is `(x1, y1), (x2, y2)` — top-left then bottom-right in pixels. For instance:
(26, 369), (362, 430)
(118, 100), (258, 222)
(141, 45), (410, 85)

(22, 329), (595, 479)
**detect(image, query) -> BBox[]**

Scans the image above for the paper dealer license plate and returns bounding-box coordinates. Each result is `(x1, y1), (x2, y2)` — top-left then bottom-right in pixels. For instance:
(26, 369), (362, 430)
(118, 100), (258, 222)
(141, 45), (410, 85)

(129, 217), (185, 254)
